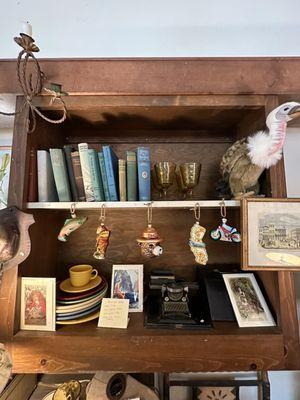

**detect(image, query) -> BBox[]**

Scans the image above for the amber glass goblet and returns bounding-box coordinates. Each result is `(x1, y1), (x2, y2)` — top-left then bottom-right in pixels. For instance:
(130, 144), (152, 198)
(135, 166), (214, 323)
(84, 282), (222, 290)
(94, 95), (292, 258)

(179, 162), (201, 199)
(176, 170), (189, 200)
(154, 162), (176, 200)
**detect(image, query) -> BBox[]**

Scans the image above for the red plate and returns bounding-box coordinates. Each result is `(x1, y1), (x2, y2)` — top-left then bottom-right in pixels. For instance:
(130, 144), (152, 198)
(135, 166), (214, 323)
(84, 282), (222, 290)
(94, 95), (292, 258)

(56, 277), (107, 301)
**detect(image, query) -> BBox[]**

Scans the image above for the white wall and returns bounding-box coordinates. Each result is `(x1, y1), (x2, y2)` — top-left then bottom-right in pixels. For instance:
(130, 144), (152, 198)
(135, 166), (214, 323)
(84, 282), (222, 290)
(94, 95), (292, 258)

(1, 0), (300, 58)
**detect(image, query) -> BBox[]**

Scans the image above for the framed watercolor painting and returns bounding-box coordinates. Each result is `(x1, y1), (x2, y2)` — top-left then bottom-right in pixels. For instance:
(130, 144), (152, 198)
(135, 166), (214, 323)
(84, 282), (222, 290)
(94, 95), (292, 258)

(20, 277), (56, 331)
(111, 265), (143, 312)
(0, 146), (11, 210)
(241, 198), (300, 270)
(223, 273), (275, 328)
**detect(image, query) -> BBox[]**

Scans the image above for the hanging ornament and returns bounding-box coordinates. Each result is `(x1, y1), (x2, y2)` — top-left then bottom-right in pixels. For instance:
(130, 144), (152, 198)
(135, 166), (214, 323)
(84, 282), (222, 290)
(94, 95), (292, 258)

(210, 199), (241, 243)
(136, 203), (163, 258)
(58, 203), (87, 242)
(189, 203), (208, 265)
(93, 204), (111, 260)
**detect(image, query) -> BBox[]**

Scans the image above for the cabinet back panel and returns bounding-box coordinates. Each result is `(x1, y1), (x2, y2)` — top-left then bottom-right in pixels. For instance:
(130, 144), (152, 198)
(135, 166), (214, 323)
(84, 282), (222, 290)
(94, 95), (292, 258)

(57, 208), (240, 282)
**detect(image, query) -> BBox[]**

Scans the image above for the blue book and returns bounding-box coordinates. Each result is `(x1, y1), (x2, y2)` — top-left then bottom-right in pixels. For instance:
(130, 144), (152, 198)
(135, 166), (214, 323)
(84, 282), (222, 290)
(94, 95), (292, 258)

(137, 147), (150, 201)
(103, 146), (119, 201)
(49, 148), (72, 202)
(98, 152), (110, 201)
(88, 149), (105, 201)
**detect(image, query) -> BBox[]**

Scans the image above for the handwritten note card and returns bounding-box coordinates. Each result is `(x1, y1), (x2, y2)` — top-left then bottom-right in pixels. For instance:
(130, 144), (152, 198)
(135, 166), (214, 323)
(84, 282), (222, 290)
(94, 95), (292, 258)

(98, 298), (129, 329)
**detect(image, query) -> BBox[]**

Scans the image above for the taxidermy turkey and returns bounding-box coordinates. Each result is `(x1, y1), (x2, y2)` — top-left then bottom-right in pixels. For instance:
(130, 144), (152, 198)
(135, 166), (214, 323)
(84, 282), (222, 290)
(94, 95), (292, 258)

(220, 101), (300, 199)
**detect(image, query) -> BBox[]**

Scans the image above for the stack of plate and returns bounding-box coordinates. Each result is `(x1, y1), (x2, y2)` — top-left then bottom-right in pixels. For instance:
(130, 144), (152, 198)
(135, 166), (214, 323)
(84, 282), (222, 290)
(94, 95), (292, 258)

(56, 275), (108, 325)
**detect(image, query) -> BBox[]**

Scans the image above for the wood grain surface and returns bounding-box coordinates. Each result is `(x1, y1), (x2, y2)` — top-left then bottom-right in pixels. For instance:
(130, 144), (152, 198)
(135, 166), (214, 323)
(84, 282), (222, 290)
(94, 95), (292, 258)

(11, 314), (284, 374)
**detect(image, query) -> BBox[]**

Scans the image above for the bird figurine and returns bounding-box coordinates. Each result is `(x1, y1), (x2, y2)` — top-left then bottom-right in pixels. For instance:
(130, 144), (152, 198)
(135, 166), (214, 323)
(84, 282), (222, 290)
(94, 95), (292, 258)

(220, 102), (300, 199)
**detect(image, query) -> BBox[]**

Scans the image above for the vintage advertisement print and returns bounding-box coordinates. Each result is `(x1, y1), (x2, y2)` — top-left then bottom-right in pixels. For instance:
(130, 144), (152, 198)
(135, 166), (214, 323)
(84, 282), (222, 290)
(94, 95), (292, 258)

(242, 199), (300, 270)
(111, 265), (143, 312)
(223, 273), (275, 327)
(20, 278), (56, 331)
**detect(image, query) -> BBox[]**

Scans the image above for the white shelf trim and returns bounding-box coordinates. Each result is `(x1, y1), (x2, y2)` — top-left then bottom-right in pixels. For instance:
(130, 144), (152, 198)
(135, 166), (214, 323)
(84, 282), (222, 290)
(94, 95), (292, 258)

(26, 200), (240, 210)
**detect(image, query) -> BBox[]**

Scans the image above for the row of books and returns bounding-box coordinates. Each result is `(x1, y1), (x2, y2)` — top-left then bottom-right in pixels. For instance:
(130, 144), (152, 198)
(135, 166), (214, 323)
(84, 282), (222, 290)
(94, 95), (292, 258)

(30, 144), (151, 202)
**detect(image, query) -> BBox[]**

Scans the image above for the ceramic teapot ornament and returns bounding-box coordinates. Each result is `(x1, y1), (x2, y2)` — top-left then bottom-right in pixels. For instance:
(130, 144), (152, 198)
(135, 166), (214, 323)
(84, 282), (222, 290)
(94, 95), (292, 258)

(189, 203), (208, 265)
(137, 203), (163, 258)
(93, 204), (111, 260)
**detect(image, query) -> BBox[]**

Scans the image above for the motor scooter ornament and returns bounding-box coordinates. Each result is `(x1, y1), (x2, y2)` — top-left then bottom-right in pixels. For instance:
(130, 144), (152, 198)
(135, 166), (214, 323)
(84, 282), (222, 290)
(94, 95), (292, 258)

(210, 199), (241, 243)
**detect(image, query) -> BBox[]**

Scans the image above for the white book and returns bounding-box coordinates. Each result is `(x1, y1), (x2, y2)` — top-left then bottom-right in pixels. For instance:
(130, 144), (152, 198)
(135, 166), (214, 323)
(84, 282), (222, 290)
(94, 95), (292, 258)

(37, 150), (58, 202)
(78, 143), (95, 201)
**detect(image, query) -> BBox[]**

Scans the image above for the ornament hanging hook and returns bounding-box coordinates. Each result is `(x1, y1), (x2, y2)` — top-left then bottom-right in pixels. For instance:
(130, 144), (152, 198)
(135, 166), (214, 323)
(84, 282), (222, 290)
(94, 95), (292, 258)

(194, 202), (201, 222)
(70, 202), (76, 219)
(220, 198), (226, 218)
(147, 202), (153, 225)
(99, 203), (106, 224)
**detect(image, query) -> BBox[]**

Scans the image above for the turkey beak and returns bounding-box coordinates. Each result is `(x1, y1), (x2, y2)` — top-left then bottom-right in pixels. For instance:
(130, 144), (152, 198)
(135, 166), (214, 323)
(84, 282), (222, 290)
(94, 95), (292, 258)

(288, 104), (300, 119)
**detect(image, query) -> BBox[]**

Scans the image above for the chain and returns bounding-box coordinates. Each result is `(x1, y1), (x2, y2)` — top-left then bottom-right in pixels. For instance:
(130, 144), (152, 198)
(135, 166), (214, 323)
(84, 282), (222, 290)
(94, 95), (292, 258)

(194, 202), (200, 222)
(147, 202), (153, 225)
(220, 198), (226, 218)
(99, 204), (106, 224)
(70, 203), (76, 218)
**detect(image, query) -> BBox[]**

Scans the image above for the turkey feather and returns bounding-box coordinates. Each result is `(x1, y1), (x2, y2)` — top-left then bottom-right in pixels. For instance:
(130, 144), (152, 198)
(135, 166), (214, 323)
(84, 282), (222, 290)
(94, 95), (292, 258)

(247, 131), (283, 168)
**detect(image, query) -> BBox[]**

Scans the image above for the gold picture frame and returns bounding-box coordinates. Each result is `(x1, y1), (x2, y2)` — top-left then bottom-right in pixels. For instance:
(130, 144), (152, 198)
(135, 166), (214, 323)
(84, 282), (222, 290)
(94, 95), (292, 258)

(242, 198), (300, 271)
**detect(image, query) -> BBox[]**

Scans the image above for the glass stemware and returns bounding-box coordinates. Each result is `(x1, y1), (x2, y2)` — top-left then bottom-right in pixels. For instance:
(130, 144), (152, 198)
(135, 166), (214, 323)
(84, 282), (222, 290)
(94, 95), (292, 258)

(179, 162), (201, 199)
(154, 162), (176, 200)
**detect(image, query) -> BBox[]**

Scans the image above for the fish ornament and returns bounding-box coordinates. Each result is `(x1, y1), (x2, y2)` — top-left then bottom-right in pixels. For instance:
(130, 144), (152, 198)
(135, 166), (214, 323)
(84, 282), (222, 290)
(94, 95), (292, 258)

(189, 203), (208, 265)
(58, 203), (87, 242)
(93, 204), (111, 259)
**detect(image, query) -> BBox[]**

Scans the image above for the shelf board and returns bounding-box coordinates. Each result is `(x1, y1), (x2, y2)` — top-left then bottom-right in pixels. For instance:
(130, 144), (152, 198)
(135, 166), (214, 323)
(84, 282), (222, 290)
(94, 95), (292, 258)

(26, 200), (240, 210)
(11, 314), (283, 374)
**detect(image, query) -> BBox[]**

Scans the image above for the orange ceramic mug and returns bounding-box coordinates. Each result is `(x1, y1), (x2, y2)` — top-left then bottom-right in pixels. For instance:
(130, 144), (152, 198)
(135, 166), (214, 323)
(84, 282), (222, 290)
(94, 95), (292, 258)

(69, 265), (98, 287)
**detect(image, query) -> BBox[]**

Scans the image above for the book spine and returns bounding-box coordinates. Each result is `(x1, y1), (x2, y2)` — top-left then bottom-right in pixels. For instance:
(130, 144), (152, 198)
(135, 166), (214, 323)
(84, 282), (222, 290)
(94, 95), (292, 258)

(37, 150), (57, 202)
(137, 147), (151, 201)
(49, 148), (72, 202)
(28, 148), (38, 202)
(98, 152), (110, 201)
(88, 149), (105, 201)
(71, 151), (86, 201)
(126, 151), (137, 201)
(63, 145), (79, 201)
(118, 159), (127, 201)
(78, 143), (95, 202)
(103, 146), (118, 201)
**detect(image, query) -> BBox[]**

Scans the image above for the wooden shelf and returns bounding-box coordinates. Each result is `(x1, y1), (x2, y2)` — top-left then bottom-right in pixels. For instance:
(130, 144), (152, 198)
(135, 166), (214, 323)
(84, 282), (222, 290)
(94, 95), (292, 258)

(26, 200), (240, 210)
(11, 314), (283, 374)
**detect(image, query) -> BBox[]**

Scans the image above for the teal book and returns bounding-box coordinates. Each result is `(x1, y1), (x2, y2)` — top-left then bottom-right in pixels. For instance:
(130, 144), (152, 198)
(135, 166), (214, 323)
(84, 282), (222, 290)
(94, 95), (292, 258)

(98, 152), (110, 201)
(103, 145), (119, 201)
(126, 151), (137, 201)
(63, 145), (78, 201)
(137, 147), (150, 201)
(88, 149), (105, 201)
(49, 148), (72, 201)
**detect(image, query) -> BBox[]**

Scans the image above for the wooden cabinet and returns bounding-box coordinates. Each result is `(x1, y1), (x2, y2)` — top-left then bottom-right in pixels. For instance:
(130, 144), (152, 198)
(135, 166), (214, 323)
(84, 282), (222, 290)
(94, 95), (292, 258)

(0, 59), (299, 373)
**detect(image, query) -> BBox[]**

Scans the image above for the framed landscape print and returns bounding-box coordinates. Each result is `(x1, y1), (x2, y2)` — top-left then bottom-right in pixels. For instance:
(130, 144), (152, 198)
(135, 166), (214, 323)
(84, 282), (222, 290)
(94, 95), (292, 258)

(0, 146), (11, 210)
(111, 265), (143, 312)
(20, 277), (56, 331)
(242, 198), (300, 270)
(223, 273), (275, 327)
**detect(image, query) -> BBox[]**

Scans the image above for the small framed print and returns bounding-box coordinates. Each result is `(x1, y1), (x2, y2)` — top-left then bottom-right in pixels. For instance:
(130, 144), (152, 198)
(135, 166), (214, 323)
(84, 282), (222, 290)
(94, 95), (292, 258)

(223, 273), (275, 328)
(111, 265), (143, 312)
(242, 198), (300, 270)
(20, 277), (56, 331)
(0, 146), (11, 210)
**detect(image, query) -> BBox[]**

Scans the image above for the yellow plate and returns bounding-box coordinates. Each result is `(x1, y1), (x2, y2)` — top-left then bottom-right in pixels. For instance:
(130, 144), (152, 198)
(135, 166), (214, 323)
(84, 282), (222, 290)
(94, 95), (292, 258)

(56, 311), (100, 325)
(59, 276), (102, 293)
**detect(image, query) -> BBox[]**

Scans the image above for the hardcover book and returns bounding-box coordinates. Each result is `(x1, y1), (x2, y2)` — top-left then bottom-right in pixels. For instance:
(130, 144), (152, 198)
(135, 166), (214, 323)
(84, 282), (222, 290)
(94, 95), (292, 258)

(126, 151), (137, 201)
(118, 159), (127, 201)
(88, 149), (105, 201)
(63, 145), (79, 201)
(78, 143), (95, 202)
(137, 147), (151, 201)
(98, 152), (110, 201)
(49, 148), (72, 202)
(37, 150), (58, 202)
(103, 145), (119, 201)
(71, 151), (86, 201)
